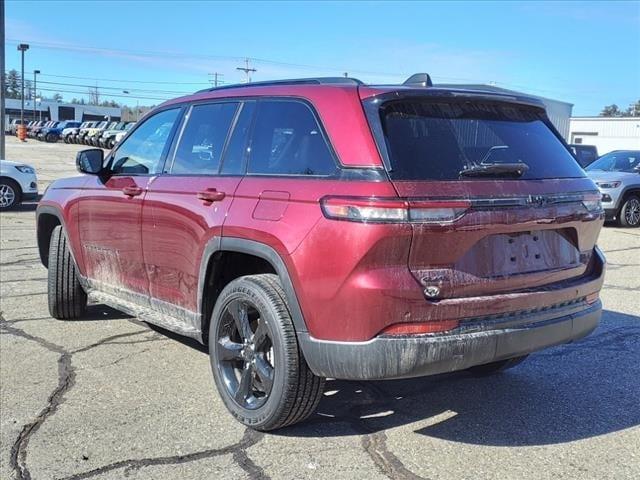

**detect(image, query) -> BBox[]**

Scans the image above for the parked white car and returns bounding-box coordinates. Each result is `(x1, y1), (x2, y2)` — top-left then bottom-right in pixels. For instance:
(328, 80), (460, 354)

(0, 160), (38, 210)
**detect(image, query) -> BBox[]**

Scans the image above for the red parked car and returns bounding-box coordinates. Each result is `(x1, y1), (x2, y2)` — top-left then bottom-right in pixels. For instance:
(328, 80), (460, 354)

(36, 74), (606, 430)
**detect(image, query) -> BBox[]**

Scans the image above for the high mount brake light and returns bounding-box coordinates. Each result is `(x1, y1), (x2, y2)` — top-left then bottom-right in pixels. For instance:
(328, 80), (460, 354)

(320, 197), (471, 224)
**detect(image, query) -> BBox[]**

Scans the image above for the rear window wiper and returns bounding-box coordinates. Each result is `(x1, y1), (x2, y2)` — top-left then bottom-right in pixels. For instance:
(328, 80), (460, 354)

(459, 162), (529, 178)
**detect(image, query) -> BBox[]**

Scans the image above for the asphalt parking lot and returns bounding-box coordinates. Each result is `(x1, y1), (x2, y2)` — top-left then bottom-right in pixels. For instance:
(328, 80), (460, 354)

(1, 135), (639, 480)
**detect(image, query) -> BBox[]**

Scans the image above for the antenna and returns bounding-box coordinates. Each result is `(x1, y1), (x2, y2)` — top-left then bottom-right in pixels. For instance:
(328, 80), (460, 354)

(403, 73), (433, 87)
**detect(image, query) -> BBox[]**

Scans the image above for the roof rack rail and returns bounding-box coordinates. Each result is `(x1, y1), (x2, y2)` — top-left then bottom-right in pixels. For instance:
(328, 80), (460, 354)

(195, 76), (364, 94)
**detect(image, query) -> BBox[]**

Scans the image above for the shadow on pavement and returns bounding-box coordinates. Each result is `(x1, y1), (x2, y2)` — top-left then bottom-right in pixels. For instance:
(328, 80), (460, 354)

(277, 309), (640, 446)
(80, 300), (639, 446)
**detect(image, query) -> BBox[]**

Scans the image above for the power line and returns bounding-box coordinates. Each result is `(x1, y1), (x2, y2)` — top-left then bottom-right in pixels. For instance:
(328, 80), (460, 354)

(34, 79), (193, 96)
(33, 86), (169, 102)
(37, 72), (210, 85)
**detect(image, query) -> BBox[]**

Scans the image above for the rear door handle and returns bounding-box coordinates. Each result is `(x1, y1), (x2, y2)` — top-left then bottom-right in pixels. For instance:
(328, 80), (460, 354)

(122, 186), (143, 197)
(197, 188), (226, 203)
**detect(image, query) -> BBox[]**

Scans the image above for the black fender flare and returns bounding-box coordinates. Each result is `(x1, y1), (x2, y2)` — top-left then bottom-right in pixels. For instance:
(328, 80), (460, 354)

(36, 204), (72, 268)
(197, 237), (309, 336)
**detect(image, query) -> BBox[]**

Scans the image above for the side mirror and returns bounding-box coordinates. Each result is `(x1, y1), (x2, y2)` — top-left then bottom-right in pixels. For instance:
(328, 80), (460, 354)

(76, 149), (104, 175)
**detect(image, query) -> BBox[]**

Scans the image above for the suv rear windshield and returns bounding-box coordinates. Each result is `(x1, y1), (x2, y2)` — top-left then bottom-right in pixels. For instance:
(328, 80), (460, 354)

(373, 99), (585, 180)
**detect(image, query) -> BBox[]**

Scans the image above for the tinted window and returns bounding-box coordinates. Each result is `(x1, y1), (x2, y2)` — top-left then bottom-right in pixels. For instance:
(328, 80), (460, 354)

(109, 108), (180, 175)
(221, 102), (256, 175)
(587, 151), (640, 173)
(171, 102), (237, 174)
(248, 100), (336, 176)
(573, 146), (598, 167)
(376, 100), (586, 180)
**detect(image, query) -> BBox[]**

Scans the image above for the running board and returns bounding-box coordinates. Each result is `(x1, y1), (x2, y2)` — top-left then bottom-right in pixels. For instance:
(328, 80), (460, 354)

(88, 289), (202, 341)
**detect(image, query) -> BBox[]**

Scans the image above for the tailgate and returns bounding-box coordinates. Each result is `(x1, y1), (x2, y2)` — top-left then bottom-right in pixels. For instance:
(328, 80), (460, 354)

(394, 179), (603, 299)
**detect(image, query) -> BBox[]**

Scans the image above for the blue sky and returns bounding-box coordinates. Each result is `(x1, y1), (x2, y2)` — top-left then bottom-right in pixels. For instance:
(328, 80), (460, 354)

(4, 0), (640, 115)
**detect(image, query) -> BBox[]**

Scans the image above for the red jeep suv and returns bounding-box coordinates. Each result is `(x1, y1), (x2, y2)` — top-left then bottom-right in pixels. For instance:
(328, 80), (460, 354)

(36, 74), (605, 430)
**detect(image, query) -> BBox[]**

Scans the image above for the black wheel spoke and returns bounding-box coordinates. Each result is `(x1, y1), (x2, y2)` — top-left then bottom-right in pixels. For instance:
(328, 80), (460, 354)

(235, 364), (253, 403)
(229, 300), (253, 340)
(254, 356), (274, 392)
(253, 317), (268, 348)
(218, 336), (243, 361)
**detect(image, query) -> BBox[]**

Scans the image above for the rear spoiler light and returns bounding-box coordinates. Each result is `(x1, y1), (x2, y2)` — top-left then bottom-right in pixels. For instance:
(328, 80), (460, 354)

(320, 196), (471, 224)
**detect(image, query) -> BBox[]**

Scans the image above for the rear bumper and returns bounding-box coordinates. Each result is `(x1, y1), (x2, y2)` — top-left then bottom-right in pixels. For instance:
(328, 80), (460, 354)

(299, 301), (601, 380)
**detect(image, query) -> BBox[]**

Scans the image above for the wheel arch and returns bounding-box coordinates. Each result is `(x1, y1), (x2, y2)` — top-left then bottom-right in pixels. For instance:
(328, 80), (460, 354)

(198, 237), (308, 344)
(0, 176), (23, 194)
(36, 205), (65, 268)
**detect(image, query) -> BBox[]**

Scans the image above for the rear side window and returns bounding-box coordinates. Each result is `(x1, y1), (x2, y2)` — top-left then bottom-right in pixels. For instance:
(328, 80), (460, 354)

(376, 100), (585, 180)
(171, 102), (238, 174)
(248, 100), (336, 176)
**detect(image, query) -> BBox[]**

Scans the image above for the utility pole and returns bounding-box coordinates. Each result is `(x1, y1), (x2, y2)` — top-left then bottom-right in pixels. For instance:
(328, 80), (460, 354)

(17, 43), (30, 140)
(236, 58), (256, 83)
(208, 72), (224, 87)
(1, 0), (6, 158)
(33, 70), (40, 121)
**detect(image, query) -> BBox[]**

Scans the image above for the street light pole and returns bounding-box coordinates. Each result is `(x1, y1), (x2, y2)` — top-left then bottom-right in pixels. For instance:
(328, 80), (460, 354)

(33, 70), (40, 122)
(17, 44), (30, 129)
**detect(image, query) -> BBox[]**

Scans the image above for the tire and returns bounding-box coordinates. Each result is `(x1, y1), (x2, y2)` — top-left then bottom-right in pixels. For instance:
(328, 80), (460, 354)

(46, 133), (56, 143)
(47, 225), (88, 319)
(0, 179), (22, 210)
(208, 274), (325, 431)
(466, 355), (528, 376)
(619, 195), (640, 228)
(63, 135), (69, 144)
(109, 139), (115, 149)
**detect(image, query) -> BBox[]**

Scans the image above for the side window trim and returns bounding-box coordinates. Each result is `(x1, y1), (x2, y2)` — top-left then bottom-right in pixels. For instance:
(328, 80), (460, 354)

(164, 104), (193, 174)
(218, 100), (257, 176)
(245, 97), (340, 178)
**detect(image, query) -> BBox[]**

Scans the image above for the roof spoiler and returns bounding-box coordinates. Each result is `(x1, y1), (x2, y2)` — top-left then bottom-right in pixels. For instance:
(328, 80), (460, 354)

(403, 73), (433, 87)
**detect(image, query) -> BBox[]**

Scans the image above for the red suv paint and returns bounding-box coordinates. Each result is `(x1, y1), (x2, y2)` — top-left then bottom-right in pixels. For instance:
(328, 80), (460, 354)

(37, 74), (606, 430)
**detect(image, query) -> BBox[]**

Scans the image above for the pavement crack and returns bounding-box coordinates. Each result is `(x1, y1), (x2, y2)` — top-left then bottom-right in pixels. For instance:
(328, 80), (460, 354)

(71, 330), (155, 354)
(361, 431), (425, 480)
(1, 316), (74, 480)
(232, 428), (270, 479)
(59, 428), (266, 480)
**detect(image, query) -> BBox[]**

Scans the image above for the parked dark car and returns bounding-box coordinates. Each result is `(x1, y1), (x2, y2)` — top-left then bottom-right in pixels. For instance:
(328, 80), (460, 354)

(37, 74), (606, 431)
(570, 144), (599, 168)
(38, 121), (81, 143)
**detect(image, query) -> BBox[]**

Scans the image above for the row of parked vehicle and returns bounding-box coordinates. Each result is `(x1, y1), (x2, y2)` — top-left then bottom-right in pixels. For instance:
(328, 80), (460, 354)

(64, 120), (136, 149)
(7, 119), (135, 149)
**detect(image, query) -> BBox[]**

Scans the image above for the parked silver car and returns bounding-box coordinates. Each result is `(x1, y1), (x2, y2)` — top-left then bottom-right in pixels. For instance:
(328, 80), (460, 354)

(586, 150), (640, 227)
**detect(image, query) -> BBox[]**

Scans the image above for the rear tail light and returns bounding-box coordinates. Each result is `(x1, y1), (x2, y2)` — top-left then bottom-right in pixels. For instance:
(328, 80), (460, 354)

(381, 320), (460, 336)
(582, 193), (603, 213)
(586, 292), (599, 305)
(320, 197), (470, 224)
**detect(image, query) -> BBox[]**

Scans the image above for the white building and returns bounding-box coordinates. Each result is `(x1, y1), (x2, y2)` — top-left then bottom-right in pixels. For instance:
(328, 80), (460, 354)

(4, 98), (121, 123)
(569, 117), (640, 155)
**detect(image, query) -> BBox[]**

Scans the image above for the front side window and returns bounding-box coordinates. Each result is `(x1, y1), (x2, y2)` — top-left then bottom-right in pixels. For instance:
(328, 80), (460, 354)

(374, 99), (586, 180)
(248, 100), (336, 176)
(171, 102), (238, 174)
(109, 108), (180, 175)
